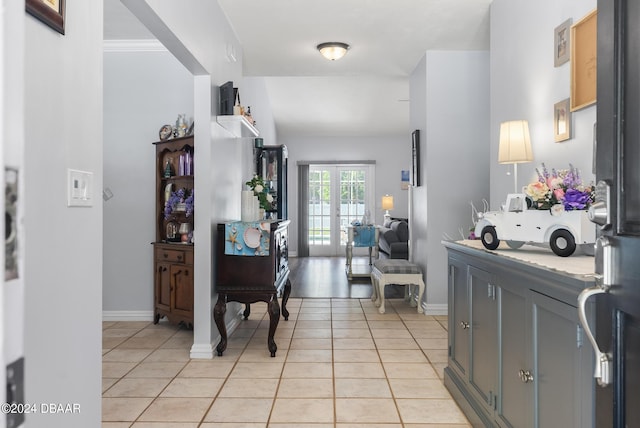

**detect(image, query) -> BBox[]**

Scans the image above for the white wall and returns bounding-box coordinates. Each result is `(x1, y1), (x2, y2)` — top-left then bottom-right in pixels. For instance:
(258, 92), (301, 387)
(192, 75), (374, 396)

(410, 51), (490, 311)
(103, 47), (194, 314)
(279, 135), (411, 256)
(112, 0), (278, 357)
(489, 0), (597, 208)
(24, 1), (103, 426)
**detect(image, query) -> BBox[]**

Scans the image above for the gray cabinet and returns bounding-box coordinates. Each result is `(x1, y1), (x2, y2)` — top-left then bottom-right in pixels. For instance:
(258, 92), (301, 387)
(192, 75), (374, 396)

(444, 241), (594, 428)
(468, 266), (498, 411)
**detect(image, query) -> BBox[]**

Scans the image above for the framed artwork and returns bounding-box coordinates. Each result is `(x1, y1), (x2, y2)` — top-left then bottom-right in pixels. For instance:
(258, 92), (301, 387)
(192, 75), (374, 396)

(554, 98), (571, 142)
(411, 130), (421, 187)
(26, 0), (65, 35)
(570, 9), (597, 111)
(401, 170), (410, 190)
(554, 18), (572, 67)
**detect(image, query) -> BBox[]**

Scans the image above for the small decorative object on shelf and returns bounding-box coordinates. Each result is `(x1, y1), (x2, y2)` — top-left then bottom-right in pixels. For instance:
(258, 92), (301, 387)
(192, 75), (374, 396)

(164, 188), (194, 220)
(164, 158), (173, 178)
(166, 221), (179, 242)
(244, 106), (255, 125)
(179, 223), (192, 243)
(159, 124), (173, 141)
(233, 89), (244, 116)
(175, 114), (188, 138)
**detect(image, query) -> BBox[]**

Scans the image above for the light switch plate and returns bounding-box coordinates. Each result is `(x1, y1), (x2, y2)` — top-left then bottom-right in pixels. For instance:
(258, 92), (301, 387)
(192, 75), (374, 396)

(67, 169), (93, 207)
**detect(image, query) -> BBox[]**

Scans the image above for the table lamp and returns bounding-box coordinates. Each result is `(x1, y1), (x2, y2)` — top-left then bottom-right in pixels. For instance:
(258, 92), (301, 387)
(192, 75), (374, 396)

(381, 194), (394, 223)
(179, 223), (192, 243)
(498, 120), (534, 193)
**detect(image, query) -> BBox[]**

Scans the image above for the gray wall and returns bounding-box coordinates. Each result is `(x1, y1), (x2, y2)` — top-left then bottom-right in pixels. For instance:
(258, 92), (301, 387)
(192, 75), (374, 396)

(24, 1), (104, 426)
(103, 47), (194, 313)
(279, 135), (411, 256)
(410, 51), (490, 312)
(489, 0), (597, 208)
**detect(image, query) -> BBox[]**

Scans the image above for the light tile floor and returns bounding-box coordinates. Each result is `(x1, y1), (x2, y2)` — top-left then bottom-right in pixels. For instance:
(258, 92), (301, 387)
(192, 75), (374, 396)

(102, 298), (471, 427)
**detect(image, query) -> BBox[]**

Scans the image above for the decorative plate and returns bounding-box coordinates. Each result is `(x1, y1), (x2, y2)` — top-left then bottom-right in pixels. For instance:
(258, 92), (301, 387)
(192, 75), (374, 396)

(243, 227), (261, 248)
(159, 124), (173, 141)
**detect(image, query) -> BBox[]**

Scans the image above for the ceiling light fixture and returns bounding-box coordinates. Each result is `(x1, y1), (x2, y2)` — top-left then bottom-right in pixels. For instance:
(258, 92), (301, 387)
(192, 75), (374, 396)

(317, 42), (350, 61)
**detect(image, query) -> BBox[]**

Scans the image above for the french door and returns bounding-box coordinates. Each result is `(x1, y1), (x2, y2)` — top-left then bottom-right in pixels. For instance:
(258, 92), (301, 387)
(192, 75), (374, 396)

(308, 164), (374, 256)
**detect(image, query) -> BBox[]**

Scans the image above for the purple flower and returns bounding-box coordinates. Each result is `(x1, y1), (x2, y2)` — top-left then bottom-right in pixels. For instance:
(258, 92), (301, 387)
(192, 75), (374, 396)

(562, 188), (591, 210)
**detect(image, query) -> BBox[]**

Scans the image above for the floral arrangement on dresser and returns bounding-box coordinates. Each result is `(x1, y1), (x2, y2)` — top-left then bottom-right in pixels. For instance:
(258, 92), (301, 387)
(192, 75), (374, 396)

(524, 164), (594, 211)
(246, 175), (273, 210)
(164, 188), (194, 219)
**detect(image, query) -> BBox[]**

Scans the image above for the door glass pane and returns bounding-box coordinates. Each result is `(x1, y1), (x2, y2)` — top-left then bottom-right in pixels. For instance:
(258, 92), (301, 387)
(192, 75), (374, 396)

(308, 169), (331, 246)
(339, 169), (366, 246)
(622, 5), (640, 234)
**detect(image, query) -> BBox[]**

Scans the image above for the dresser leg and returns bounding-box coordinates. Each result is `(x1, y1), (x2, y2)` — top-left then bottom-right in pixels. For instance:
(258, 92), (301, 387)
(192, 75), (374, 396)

(281, 279), (291, 321)
(267, 296), (280, 357)
(213, 294), (227, 356)
(243, 304), (251, 320)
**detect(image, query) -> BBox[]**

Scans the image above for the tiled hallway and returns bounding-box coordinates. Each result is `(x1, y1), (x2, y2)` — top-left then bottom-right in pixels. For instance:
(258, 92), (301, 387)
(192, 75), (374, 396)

(102, 297), (470, 427)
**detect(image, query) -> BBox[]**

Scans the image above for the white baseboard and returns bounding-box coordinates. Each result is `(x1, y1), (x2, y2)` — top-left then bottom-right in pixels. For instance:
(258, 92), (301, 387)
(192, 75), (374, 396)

(422, 303), (448, 316)
(103, 310), (154, 322)
(189, 343), (214, 359)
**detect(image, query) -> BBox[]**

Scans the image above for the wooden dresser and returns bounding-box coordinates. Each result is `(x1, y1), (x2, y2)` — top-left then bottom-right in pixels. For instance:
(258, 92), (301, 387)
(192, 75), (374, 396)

(214, 220), (291, 357)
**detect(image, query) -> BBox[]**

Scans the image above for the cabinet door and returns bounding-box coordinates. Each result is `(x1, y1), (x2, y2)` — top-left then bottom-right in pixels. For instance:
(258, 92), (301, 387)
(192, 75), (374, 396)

(155, 262), (172, 312)
(448, 257), (469, 378)
(497, 282), (532, 428)
(532, 291), (586, 428)
(468, 266), (498, 409)
(171, 264), (193, 317)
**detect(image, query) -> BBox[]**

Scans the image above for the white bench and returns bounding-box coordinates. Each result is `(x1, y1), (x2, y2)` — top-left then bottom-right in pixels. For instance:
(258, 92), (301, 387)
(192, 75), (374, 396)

(370, 259), (425, 314)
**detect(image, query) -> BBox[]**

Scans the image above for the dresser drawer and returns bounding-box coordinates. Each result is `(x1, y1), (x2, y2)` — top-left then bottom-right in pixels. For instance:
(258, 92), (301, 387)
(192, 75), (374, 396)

(155, 246), (192, 264)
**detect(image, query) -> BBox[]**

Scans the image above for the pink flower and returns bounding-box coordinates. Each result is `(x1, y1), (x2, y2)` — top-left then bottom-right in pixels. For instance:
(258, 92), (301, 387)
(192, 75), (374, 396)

(553, 188), (565, 200)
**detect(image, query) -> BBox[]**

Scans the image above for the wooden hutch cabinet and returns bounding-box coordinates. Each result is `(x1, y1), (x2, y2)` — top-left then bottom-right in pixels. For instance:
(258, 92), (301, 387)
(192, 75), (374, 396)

(152, 135), (194, 327)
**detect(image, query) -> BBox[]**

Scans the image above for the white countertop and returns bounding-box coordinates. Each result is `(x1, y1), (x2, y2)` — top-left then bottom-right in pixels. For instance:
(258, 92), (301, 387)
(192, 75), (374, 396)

(450, 239), (596, 277)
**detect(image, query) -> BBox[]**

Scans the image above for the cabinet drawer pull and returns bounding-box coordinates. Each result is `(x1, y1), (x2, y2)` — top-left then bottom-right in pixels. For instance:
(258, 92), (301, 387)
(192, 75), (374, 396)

(460, 321), (470, 330)
(518, 369), (533, 383)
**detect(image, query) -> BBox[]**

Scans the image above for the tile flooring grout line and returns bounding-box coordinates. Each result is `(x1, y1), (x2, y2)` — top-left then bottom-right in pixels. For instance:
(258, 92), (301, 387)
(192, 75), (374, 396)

(265, 298), (299, 427)
(106, 323), (189, 425)
(194, 309), (261, 427)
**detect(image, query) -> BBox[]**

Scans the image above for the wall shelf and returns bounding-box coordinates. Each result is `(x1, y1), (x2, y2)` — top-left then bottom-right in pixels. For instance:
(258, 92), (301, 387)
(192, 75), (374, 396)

(216, 115), (259, 138)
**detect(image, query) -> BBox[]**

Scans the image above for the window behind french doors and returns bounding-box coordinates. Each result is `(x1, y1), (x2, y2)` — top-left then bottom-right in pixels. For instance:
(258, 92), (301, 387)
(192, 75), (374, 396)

(308, 164), (374, 256)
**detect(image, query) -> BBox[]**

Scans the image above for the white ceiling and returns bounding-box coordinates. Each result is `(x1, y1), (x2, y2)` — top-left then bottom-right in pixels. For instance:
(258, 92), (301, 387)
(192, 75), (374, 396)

(104, 0), (492, 138)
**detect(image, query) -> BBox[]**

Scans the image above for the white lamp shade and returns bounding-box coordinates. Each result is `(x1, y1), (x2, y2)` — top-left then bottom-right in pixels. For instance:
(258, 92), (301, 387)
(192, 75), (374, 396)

(498, 120), (533, 164)
(317, 42), (349, 61)
(381, 195), (394, 211)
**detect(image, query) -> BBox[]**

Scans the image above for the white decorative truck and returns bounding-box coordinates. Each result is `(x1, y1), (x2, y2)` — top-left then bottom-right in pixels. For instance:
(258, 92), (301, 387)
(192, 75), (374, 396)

(474, 193), (596, 257)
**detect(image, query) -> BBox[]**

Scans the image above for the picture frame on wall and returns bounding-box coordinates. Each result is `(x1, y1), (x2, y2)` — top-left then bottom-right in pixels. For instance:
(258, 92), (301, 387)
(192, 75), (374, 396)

(411, 130), (421, 187)
(26, 0), (65, 35)
(554, 98), (571, 142)
(554, 18), (572, 67)
(570, 9), (598, 111)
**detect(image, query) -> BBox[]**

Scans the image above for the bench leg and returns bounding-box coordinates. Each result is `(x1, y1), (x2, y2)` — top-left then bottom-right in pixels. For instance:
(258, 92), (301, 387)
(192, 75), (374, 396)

(377, 276), (387, 314)
(416, 279), (425, 314)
